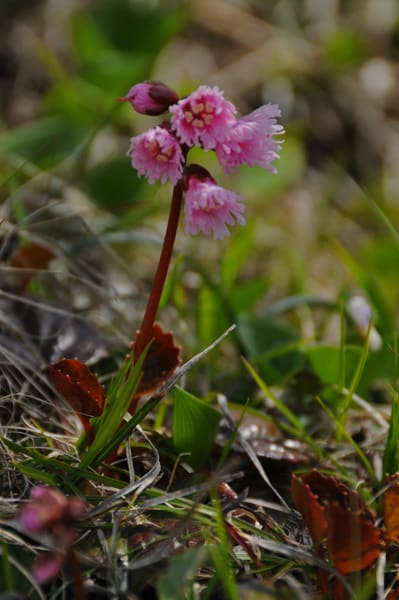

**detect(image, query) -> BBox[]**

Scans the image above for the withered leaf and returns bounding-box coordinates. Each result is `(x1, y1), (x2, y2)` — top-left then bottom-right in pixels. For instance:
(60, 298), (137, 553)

(291, 472), (327, 545)
(384, 473), (399, 544)
(327, 500), (382, 573)
(291, 470), (382, 574)
(9, 242), (54, 290)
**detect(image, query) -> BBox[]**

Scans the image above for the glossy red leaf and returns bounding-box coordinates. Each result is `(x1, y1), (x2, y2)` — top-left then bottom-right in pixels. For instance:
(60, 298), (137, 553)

(48, 358), (105, 437)
(327, 501), (382, 573)
(384, 473), (399, 544)
(129, 323), (181, 413)
(291, 472), (328, 545)
(291, 470), (382, 575)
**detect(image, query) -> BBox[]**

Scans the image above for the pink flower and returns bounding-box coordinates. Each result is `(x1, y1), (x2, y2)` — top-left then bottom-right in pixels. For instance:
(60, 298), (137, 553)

(128, 126), (184, 185)
(19, 486), (87, 583)
(33, 553), (65, 584)
(20, 487), (68, 533)
(170, 86), (236, 150)
(119, 81), (179, 115)
(216, 104), (284, 174)
(184, 166), (246, 240)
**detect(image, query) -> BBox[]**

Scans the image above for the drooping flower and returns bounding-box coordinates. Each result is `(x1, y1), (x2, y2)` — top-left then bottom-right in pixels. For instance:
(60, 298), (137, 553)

(170, 85), (237, 150)
(119, 81), (179, 115)
(19, 486), (87, 583)
(33, 553), (65, 583)
(20, 486), (68, 533)
(128, 126), (184, 185)
(183, 165), (246, 240)
(216, 104), (284, 174)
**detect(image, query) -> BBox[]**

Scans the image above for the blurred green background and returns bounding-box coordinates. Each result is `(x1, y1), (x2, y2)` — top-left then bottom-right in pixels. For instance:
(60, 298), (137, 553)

(1, 0), (399, 395)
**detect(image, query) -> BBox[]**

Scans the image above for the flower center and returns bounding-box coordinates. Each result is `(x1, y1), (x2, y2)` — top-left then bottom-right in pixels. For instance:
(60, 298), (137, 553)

(194, 192), (223, 213)
(184, 98), (214, 129)
(146, 140), (174, 162)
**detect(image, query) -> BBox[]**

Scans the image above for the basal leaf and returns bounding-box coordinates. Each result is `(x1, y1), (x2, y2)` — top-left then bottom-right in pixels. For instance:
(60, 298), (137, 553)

(383, 389), (399, 477)
(157, 547), (205, 600)
(305, 344), (362, 386)
(172, 386), (221, 469)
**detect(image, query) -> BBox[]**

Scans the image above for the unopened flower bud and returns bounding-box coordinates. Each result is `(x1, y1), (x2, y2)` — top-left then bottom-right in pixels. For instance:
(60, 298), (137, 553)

(119, 81), (179, 116)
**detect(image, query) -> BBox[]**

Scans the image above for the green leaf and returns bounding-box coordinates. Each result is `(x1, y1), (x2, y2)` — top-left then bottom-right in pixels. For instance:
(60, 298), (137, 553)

(13, 463), (57, 486)
(91, 0), (187, 55)
(237, 314), (297, 357)
(237, 136), (305, 197)
(159, 253), (185, 310)
(357, 337), (396, 393)
(238, 314), (305, 383)
(242, 358), (306, 437)
(0, 117), (85, 167)
(206, 494), (240, 600)
(84, 158), (142, 209)
(1, 543), (14, 593)
(384, 386), (399, 477)
(229, 278), (268, 313)
(79, 352), (145, 470)
(157, 547), (205, 600)
(2, 438), (125, 491)
(305, 344), (362, 386)
(70, 11), (113, 63)
(333, 240), (394, 335)
(197, 283), (229, 348)
(324, 28), (367, 71)
(220, 224), (255, 290)
(172, 386), (222, 469)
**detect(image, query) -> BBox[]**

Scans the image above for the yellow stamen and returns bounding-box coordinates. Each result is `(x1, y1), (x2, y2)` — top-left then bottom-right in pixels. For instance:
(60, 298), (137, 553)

(192, 102), (204, 114)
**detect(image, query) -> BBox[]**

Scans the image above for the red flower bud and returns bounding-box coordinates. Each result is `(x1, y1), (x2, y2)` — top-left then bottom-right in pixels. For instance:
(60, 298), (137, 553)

(119, 81), (179, 116)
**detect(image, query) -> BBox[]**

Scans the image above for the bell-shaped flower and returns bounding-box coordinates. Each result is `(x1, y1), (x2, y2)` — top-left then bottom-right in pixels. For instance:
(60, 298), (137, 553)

(19, 486), (87, 583)
(183, 165), (246, 240)
(216, 104), (284, 173)
(128, 126), (184, 185)
(170, 85), (237, 150)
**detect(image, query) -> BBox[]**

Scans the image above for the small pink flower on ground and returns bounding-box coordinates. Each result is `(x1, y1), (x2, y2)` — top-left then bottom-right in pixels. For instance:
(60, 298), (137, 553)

(216, 104), (284, 174)
(21, 487), (68, 533)
(184, 165), (246, 240)
(33, 553), (64, 584)
(119, 81), (179, 115)
(19, 486), (87, 583)
(128, 126), (184, 185)
(170, 85), (236, 150)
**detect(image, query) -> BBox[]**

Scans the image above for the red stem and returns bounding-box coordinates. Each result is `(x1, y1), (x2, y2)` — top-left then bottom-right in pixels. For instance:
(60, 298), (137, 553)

(67, 548), (87, 600)
(134, 181), (183, 361)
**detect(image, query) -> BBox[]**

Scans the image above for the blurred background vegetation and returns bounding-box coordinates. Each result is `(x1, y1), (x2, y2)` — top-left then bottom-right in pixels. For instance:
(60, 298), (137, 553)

(1, 0), (399, 397)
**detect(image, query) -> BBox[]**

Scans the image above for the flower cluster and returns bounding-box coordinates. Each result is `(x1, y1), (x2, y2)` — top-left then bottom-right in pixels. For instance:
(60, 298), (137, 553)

(120, 81), (283, 239)
(19, 486), (87, 583)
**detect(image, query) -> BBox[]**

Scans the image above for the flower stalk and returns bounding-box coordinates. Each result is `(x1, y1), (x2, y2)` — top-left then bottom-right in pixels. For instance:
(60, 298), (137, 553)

(133, 180), (183, 361)
(121, 80), (283, 365)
